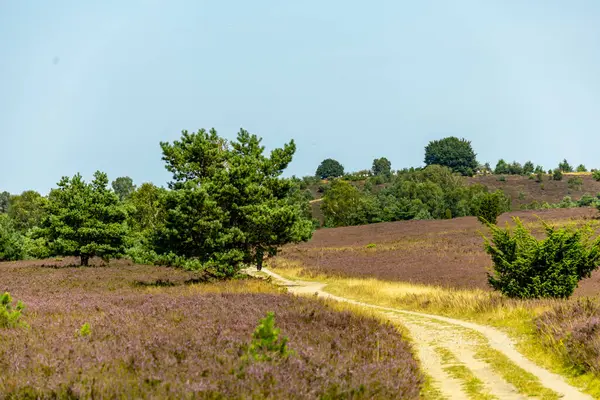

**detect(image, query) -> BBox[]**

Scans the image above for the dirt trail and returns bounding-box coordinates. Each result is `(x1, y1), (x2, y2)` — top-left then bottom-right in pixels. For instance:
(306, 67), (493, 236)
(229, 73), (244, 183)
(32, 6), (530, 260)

(250, 268), (592, 400)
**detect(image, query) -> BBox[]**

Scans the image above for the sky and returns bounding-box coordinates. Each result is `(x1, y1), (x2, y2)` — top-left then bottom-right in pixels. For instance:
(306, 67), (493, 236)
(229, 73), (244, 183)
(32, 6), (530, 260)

(2, 1), (600, 194)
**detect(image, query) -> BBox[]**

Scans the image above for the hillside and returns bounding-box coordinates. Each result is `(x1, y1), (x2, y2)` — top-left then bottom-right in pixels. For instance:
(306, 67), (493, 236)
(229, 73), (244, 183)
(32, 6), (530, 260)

(467, 173), (600, 209)
(272, 207), (600, 296)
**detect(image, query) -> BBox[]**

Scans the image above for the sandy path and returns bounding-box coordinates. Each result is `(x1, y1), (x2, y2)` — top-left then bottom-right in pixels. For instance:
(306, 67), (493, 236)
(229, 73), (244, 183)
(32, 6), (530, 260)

(250, 268), (592, 400)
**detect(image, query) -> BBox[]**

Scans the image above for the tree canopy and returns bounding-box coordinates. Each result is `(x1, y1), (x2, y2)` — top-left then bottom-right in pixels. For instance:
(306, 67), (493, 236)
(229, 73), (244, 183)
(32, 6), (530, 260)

(372, 157), (392, 176)
(40, 171), (128, 266)
(7, 190), (47, 232)
(112, 176), (136, 201)
(424, 137), (477, 176)
(155, 128), (313, 274)
(316, 159), (345, 180)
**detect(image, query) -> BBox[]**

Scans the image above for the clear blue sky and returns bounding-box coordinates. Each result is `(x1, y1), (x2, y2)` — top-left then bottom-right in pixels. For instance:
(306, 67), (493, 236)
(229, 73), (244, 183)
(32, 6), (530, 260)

(2, 1), (600, 194)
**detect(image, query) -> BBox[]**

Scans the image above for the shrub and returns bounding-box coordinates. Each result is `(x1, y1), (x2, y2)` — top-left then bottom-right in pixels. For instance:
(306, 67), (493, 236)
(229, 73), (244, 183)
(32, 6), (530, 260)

(577, 194), (595, 207)
(0, 292), (26, 328)
(78, 323), (91, 338)
(366, 243), (377, 249)
(483, 218), (600, 298)
(535, 172), (543, 183)
(576, 164), (588, 173)
(552, 169), (563, 181)
(243, 312), (293, 362)
(593, 170), (600, 182)
(497, 175), (506, 182)
(535, 299), (600, 374)
(470, 190), (511, 225)
(558, 159), (573, 173)
(567, 176), (583, 191)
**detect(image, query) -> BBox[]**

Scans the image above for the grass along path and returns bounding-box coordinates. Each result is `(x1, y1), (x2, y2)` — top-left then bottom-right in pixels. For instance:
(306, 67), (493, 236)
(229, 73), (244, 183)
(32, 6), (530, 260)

(250, 267), (592, 400)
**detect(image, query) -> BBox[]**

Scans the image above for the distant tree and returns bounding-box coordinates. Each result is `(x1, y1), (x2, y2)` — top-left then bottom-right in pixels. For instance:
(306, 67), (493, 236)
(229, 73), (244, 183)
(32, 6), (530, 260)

(424, 137), (478, 176)
(321, 180), (368, 227)
(576, 164), (588, 173)
(111, 176), (136, 201)
(128, 183), (167, 232)
(494, 159), (510, 175)
(156, 128), (313, 273)
(39, 171), (128, 266)
(534, 165), (545, 175)
(372, 157), (392, 177)
(0, 192), (10, 214)
(316, 159), (345, 179)
(482, 162), (492, 175)
(508, 161), (523, 175)
(523, 161), (535, 175)
(7, 191), (47, 232)
(559, 159), (573, 173)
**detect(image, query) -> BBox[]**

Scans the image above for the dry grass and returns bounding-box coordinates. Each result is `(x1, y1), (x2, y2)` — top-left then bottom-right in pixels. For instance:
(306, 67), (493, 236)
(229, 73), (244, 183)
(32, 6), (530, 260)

(0, 260), (422, 399)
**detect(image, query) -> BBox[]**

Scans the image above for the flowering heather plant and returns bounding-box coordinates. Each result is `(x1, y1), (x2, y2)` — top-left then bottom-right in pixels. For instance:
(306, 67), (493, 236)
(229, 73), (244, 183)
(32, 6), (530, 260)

(536, 298), (600, 374)
(0, 260), (422, 398)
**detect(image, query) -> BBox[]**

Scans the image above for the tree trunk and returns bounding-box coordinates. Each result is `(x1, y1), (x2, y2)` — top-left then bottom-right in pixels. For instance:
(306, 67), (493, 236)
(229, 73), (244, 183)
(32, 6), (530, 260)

(256, 249), (264, 271)
(80, 255), (90, 266)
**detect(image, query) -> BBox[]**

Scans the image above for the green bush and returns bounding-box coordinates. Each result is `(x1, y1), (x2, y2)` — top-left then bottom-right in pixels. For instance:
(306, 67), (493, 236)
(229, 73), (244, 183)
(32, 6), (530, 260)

(470, 190), (511, 225)
(497, 175), (506, 182)
(593, 170), (600, 182)
(0, 292), (26, 328)
(577, 194), (595, 207)
(484, 218), (600, 299)
(567, 176), (583, 191)
(552, 169), (563, 181)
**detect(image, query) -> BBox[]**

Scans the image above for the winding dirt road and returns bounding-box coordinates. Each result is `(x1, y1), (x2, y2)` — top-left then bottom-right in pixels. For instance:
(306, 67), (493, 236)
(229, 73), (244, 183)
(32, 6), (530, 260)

(250, 268), (592, 400)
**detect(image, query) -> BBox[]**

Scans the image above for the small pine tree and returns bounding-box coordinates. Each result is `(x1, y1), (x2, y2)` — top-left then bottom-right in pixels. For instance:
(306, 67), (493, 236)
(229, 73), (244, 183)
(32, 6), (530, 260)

(471, 190), (511, 225)
(245, 312), (293, 362)
(553, 169), (563, 181)
(0, 292), (26, 328)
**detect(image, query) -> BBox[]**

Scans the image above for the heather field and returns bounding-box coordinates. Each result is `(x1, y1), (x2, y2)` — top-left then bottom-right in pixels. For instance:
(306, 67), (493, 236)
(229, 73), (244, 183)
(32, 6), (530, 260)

(0, 260), (422, 399)
(272, 207), (600, 296)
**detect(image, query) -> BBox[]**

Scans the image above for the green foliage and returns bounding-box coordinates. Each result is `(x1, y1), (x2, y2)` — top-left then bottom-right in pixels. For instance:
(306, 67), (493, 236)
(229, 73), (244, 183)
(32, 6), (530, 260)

(494, 159), (509, 175)
(78, 322), (91, 338)
(316, 158), (345, 179)
(593, 170), (600, 182)
(552, 169), (563, 181)
(558, 159), (573, 172)
(523, 161), (535, 175)
(497, 175), (506, 182)
(7, 190), (47, 232)
(535, 172), (544, 183)
(244, 312), (293, 362)
(0, 191), (10, 214)
(366, 243), (376, 249)
(484, 218), (600, 299)
(39, 171), (128, 266)
(424, 137), (478, 176)
(0, 214), (24, 261)
(471, 190), (511, 225)
(126, 183), (167, 233)
(567, 176), (583, 191)
(576, 164), (588, 172)
(0, 292), (26, 328)
(577, 194), (595, 207)
(372, 157), (392, 177)
(156, 128), (313, 273)
(111, 176), (136, 201)
(322, 180), (371, 227)
(534, 165), (545, 175)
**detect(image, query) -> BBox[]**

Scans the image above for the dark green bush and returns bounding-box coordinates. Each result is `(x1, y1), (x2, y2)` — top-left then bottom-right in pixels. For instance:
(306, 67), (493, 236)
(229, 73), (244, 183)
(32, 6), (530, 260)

(471, 190), (511, 225)
(552, 169), (563, 181)
(567, 176), (583, 191)
(593, 170), (600, 182)
(484, 218), (600, 299)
